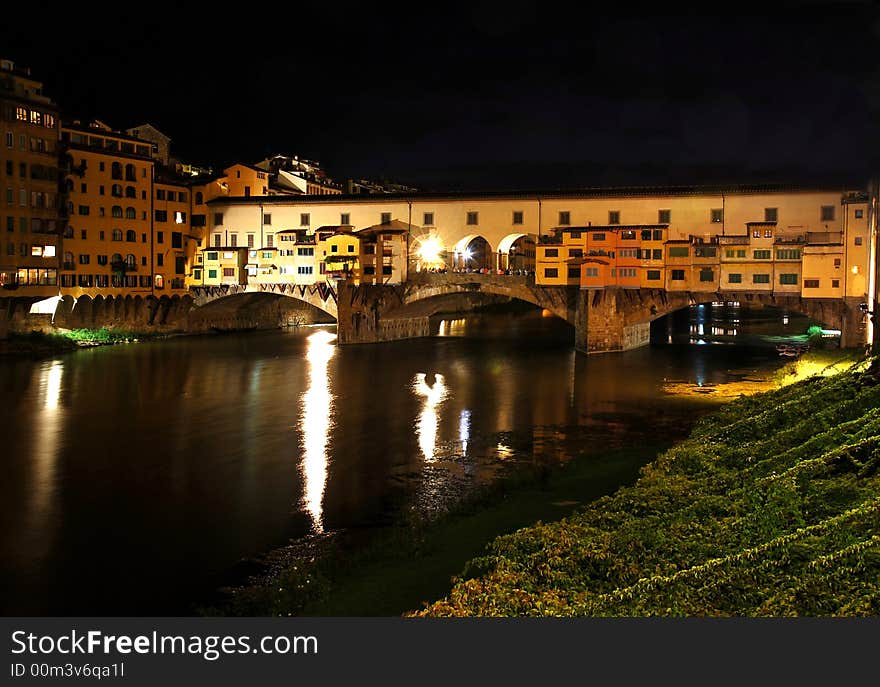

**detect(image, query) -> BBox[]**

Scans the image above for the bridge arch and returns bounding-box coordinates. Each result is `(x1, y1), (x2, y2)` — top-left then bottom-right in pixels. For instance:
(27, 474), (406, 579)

(189, 283), (338, 320)
(452, 235), (493, 272)
(496, 233), (537, 272)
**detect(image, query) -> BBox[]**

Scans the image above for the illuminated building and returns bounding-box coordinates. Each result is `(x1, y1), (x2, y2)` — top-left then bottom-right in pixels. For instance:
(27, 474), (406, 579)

(0, 58), (61, 296)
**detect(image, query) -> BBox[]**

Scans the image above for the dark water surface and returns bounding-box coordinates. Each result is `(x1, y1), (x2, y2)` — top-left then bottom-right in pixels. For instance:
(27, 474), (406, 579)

(0, 305), (807, 614)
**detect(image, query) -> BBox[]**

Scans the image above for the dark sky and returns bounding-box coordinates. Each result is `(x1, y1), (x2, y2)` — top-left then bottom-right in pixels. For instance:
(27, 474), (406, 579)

(4, 2), (880, 191)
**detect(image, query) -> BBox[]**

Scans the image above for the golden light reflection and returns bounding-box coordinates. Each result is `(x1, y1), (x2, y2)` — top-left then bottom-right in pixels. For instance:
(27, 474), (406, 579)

(417, 236), (445, 267)
(459, 409), (471, 455)
(300, 329), (336, 533)
(32, 360), (64, 519)
(413, 372), (447, 462)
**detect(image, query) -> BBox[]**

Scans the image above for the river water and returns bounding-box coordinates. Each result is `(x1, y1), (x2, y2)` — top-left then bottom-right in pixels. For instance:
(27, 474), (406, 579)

(0, 303), (816, 615)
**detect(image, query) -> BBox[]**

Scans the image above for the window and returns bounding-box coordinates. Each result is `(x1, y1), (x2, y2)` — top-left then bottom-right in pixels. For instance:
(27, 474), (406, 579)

(834, 258), (841, 268)
(222, 268), (235, 277)
(208, 269), (217, 279)
(111, 162), (122, 180)
(832, 279), (840, 288)
(608, 211), (620, 225)
(174, 211), (185, 224)
(567, 266), (580, 279)
(776, 249), (801, 260)
(670, 269), (685, 281)
(559, 211), (570, 225)
(297, 247), (314, 256)
(711, 208), (723, 223)
(79, 254), (90, 264)
(699, 269), (714, 282)
(99, 231), (105, 241)
(779, 273), (798, 285)
(126, 230), (136, 242)
(647, 269), (661, 280)
(340, 213), (350, 225)
(155, 210), (168, 222)
(753, 274), (770, 284)
(820, 206), (835, 222)
(263, 213), (271, 225)
(97, 255), (108, 265)
(112, 229), (122, 241)
(855, 236), (863, 246)
(262, 251), (273, 259)
(207, 251), (218, 261)
(728, 273), (742, 283)
(229, 234), (237, 248)
(194, 269), (202, 280)
(156, 189), (166, 200)
(381, 212), (392, 224)
(266, 234), (273, 248)
(125, 207), (136, 219)
(195, 192), (203, 205)
(855, 209), (864, 219)
(658, 209), (671, 224)
(620, 230), (636, 241)
(156, 231), (164, 244)
(764, 208), (778, 222)
(363, 266), (375, 275)
(753, 249), (771, 260)
(347, 244), (355, 253)
(247, 234), (254, 248)
(569, 248), (583, 258)
(544, 268), (558, 278)
(581, 267), (598, 278)
(214, 213), (224, 225)
(668, 247), (689, 258)
(804, 278), (819, 288)
(300, 213), (310, 226)
(652, 249), (663, 260)
(466, 212), (478, 225)
(80, 229), (87, 240)
(157, 254), (164, 267)
(78, 205), (89, 216)
(619, 268), (637, 278)
(592, 233), (605, 241)
(544, 248), (558, 257)
(753, 229), (761, 239)
(764, 229), (773, 238)
(297, 266), (313, 275)
(693, 246), (716, 258)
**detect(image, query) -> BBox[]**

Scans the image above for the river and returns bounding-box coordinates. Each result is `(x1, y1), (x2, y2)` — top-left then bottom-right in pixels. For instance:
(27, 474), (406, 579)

(0, 303), (817, 615)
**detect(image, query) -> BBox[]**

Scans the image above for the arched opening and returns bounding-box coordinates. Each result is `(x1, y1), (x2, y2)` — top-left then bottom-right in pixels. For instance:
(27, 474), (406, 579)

(112, 205), (123, 218)
(195, 191), (203, 205)
(125, 230), (136, 242)
(125, 186), (136, 198)
(125, 207), (136, 219)
(651, 299), (841, 351)
(124, 163), (136, 181)
(111, 161), (122, 180)
(452, 235), (492, 272)
(496, 233), (537, 274)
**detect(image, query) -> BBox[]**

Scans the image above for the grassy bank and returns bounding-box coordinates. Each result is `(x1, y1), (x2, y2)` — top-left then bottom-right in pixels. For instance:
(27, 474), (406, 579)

(412, 355), (880, 616)
(0, 328), (170, 356)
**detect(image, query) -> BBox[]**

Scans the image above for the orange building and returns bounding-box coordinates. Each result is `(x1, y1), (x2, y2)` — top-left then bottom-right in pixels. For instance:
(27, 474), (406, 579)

(0, 58), (61, 297)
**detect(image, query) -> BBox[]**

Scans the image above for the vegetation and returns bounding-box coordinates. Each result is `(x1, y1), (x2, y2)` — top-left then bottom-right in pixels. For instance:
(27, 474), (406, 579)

(412, 355), (880, 617)
(0, 327), (165, 356)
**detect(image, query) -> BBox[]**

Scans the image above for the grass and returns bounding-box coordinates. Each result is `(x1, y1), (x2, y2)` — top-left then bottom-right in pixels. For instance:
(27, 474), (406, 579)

(412, 354), (880, 616)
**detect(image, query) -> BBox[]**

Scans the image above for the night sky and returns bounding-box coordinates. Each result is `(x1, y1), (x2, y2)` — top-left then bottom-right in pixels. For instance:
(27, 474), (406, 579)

(4, 2), (880, 191)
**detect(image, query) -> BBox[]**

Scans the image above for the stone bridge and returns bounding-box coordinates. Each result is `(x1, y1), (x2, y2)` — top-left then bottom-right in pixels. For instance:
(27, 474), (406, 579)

(335, 273), (866, 353)
(187, 275), (866, 353)
(190, 283), (338, 319)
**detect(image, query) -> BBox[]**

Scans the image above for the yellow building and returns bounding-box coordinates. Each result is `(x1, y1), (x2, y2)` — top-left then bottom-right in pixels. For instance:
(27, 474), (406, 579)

(59, 122), (155, 298)
(1, 58), (61, 297)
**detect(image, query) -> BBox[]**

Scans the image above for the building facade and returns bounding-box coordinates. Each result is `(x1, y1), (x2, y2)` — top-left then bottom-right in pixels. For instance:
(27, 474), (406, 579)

(0, 59), (61, 297)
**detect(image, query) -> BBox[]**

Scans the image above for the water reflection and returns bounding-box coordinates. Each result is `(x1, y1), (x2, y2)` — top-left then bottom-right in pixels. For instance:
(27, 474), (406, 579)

(299, 329), (336, 533)
(413, 372), (448, 462)
(31, 360), (64, 520)
(458, 409), (471, 456)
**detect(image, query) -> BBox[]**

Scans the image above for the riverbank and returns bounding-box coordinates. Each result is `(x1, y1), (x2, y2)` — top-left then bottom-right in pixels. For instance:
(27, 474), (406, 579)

(199, 350), (854, 617)
(411, 353), (879, 616)
(0, 327), (176, 357)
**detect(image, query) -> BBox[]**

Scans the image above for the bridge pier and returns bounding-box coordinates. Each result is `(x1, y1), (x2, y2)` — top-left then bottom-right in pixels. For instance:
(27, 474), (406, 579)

(575, 289), (652, 354)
